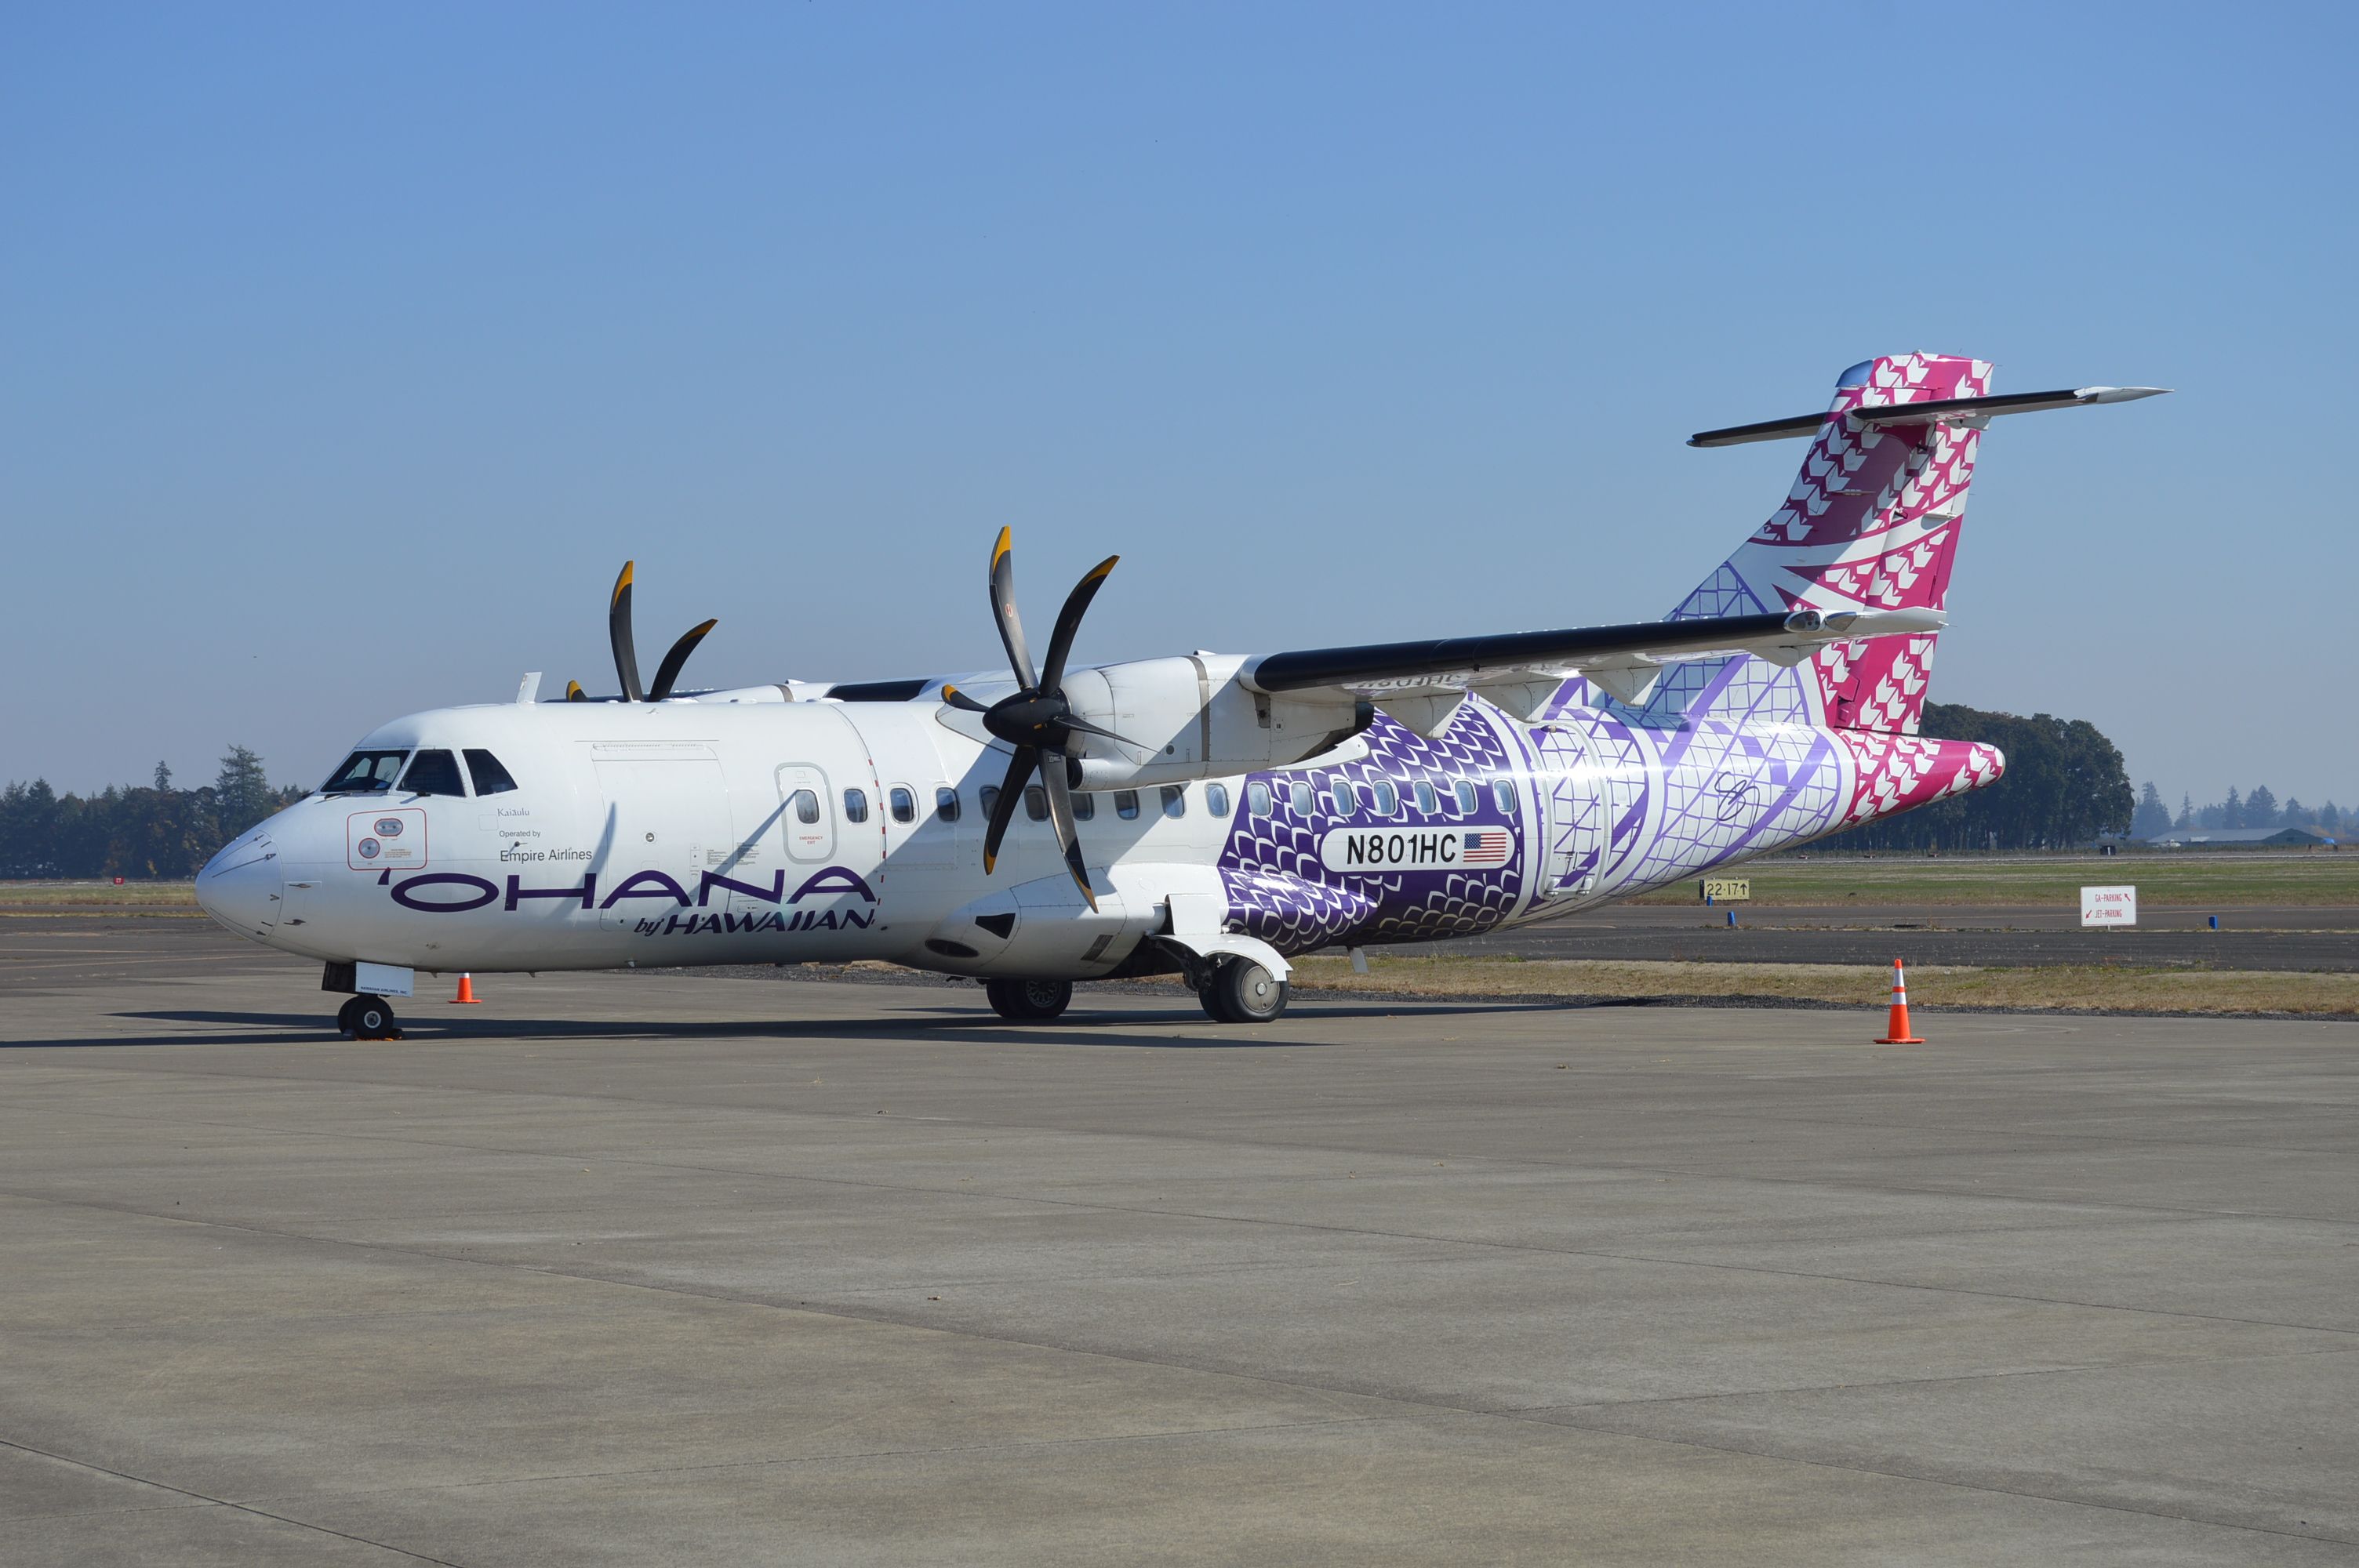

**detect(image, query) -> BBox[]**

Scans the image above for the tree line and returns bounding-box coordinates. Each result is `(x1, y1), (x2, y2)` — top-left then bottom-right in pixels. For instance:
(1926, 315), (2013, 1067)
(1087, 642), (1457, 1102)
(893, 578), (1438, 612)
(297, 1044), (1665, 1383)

(2132, 782), (2345, 839)
(1813, 704), (2135, 853)
(0, 747), (306, 879)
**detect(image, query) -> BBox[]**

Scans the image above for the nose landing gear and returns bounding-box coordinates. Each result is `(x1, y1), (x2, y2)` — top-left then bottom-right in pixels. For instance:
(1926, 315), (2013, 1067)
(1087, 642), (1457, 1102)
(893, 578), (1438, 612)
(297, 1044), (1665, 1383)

(984, 978), (1074, 1022)
(336, 994), (403, 1040)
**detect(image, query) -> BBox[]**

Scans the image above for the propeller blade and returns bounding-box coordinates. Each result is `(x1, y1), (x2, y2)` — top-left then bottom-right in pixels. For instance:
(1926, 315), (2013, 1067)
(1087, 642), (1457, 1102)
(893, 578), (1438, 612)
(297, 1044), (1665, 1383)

(1038, 750), (1097, 911)
(987, 527), (1038, 690)
(648, 619), (718, 702)
(938, 684), (991, 713)
(980, 746), (1035, 874)
(1039, 555), (1119, 695)
(609, 561), (645, 702)
(565, 680), (587, 702)
(1060, 714), (1148, 752)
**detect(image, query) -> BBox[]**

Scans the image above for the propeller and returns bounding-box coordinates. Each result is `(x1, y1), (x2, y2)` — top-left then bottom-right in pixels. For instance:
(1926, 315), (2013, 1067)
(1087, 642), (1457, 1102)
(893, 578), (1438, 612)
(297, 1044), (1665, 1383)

(565, 561), (718, 702)
(940, 528), (1144, 911)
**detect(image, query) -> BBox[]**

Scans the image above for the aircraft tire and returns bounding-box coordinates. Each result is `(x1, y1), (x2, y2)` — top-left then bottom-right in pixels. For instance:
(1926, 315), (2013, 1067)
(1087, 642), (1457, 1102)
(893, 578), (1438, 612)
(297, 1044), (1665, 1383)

(345, 994), (401, 1040)
(1206, 957), (1289, 1024)
(985, 978), (1072, 1022)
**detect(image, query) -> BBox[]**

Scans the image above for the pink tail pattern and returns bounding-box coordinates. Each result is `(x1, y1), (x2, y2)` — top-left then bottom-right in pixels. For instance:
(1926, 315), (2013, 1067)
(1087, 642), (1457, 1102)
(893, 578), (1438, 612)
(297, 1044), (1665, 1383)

(1626, 352), (1992, 736)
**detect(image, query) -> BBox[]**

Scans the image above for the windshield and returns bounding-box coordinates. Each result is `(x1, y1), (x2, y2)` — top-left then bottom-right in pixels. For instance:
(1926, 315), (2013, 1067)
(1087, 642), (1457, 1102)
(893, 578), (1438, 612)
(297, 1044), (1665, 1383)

(322, 750), (411, 794)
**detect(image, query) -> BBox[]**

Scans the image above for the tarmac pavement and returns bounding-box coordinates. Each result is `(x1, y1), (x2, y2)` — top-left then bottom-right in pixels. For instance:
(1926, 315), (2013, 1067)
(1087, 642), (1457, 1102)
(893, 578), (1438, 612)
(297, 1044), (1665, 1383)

(2, 931), (2356, 1563)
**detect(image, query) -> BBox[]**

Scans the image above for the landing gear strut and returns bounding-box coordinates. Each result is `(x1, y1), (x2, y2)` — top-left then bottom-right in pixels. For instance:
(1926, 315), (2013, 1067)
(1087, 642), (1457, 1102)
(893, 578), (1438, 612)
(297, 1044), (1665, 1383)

(336, 994), (402, 1040)
(1198, 956), (1289, 1024)
(985, 978), (1073, 1022)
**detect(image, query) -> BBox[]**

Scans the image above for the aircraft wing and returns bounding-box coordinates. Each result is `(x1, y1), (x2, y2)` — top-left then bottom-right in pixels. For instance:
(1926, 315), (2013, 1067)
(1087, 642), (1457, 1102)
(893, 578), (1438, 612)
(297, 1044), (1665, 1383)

(1240, 606), (1943, 710)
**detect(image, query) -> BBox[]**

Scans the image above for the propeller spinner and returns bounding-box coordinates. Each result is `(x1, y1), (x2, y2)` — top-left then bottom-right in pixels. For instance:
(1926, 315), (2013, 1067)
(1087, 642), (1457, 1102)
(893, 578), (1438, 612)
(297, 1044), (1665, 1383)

(565, 561), (718, 702)
(941, 528), (1142, 911)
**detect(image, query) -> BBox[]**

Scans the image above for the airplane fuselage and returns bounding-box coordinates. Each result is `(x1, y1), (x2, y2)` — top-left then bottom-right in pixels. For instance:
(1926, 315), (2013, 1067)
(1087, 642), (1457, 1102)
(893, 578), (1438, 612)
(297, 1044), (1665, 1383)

(198, 686), (1997, 985)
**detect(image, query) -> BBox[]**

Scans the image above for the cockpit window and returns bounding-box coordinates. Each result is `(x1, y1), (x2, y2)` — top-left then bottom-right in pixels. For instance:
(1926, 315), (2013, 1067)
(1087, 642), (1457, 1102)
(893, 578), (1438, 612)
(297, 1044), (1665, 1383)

(463, 749), (518, 796)
(322, 750), (410, 794)
(401, 749), (467, 797)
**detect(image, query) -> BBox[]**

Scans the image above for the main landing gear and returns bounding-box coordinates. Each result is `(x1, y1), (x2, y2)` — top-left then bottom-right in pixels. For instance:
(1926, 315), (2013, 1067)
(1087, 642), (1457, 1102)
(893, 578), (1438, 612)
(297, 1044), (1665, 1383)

(985, 978), (1074, 1022)
(1198, 956), (1289, 1024)
(336, 994), (402, 1040)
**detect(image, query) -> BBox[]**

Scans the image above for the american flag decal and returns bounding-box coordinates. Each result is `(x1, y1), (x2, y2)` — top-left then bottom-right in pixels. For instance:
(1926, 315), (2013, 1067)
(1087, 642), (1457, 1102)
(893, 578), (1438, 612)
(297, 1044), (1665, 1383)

(1459, 828), (1510, 867)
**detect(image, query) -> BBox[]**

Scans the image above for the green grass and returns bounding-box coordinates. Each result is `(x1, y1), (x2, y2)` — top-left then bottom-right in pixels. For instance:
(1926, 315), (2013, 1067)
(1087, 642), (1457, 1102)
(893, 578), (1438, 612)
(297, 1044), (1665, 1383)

(1287, 954), (2359, 1016)
(0, 880), (200, 909)
(1625, 852), (2359, 907)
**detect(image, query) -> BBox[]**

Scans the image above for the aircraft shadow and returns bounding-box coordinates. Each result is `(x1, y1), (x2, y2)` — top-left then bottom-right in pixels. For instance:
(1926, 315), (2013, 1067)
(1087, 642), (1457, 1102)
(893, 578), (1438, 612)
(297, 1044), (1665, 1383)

(5, 998), (1573, 1052)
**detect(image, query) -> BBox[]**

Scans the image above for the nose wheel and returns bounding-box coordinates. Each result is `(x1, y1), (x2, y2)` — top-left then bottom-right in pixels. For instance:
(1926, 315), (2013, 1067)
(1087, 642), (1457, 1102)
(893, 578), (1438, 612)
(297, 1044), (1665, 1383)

(984, 978), (1073, 1022)
(336, 994), (403, 1040)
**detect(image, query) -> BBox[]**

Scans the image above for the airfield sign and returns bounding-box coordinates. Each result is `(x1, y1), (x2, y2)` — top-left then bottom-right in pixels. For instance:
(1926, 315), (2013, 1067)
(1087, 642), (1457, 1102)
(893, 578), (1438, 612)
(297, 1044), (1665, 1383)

(2081, 885), (2138, 927)
(1700, 878), (1750, 902)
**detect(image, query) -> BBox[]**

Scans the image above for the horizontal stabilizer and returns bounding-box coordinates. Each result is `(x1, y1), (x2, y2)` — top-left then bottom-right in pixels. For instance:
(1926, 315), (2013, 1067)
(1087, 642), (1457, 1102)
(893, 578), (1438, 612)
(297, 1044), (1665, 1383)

(1688, 385), (2170, 448)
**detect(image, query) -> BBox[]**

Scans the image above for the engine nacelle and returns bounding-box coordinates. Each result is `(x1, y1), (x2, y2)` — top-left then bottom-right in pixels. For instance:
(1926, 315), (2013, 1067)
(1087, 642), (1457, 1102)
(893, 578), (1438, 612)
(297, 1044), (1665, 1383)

(936, 655), (1373, 788)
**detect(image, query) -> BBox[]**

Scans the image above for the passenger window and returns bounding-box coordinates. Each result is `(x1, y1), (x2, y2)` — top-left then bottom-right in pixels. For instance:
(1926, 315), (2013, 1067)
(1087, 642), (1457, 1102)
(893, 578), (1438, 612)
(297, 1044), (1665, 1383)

(791, 789), (820, 825)
(323, 750), (409, 794)
(1024, 785), (1049, 822)
(401, 749), (467, 797)
(1372, 780), (1398, 815)
(1247, 781), (1272, 817)
(843, 788), (870, 824)
(1160, 785), (1187, 818)
(936, 786), (961, 822)
(1492, 779), (1518, 813)
(1415, 781), (1438, 814)
(980, 786), (1001, 820)
(1454, 780), (1479, 814)
(1074, 792), (1095, 822)
(1205, 782), (1230, 817)
(463, 749), (518, 796)
(1114, 789), (1140, 820)
(1329, 780), (1355, 816)
(889, 786), (916, 824)
(1290, 781), (1315, 815)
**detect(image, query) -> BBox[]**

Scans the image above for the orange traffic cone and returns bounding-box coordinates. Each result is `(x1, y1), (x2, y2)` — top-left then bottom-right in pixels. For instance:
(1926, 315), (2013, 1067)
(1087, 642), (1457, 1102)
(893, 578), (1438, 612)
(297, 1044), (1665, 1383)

(450, 973), (483, 1005)
(1876, 957), (1923, 1044)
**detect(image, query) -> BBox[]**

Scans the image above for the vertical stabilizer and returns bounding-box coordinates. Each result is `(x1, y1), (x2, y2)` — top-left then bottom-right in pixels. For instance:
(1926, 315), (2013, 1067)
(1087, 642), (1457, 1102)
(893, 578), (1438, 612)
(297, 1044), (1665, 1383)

(1630, 353), (1990, 734)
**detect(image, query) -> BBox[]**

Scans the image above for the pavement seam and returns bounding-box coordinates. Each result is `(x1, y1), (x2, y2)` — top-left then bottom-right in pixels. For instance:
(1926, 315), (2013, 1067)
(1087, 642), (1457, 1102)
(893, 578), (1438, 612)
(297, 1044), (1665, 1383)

(0, 1436), (469, 1565)
(10, 1097), (2359, 1342)
(1492, 1406), (2359, 1549)
(13, 1075), (2359, 1237)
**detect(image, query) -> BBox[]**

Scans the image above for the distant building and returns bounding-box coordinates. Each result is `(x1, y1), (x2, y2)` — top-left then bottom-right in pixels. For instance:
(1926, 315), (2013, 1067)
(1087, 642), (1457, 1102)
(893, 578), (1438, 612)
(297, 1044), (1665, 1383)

(2139, 826), (2336, 848)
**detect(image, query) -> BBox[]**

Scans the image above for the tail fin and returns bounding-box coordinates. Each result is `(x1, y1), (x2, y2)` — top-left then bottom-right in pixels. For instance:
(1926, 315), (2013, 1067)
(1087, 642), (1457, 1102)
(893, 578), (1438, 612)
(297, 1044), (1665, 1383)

(1641, 352), (1991, 735)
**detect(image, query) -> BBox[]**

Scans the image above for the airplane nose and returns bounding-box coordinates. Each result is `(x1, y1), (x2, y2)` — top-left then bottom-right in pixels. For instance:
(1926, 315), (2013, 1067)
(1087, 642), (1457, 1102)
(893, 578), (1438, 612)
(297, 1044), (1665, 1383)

(195, 830), (283, 939)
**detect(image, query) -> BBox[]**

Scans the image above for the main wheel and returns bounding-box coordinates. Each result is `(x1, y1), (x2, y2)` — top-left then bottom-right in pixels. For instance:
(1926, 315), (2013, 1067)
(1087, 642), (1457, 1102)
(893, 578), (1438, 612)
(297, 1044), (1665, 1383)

(1205, 957), (1289, 1023)
(985, 978), (1073, 1022)
(344, 994), (401, 1040)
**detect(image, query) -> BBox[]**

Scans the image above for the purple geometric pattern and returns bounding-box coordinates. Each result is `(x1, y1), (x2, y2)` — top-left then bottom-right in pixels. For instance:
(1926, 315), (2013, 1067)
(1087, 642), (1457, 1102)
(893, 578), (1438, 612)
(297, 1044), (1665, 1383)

(1220, 705), (1528, 954)
(1198, 354), (2032, 955)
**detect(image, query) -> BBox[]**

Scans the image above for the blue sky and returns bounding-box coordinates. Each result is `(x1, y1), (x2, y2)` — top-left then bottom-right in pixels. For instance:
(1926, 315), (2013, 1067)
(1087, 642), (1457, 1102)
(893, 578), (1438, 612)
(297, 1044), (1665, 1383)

(4, 4), (2350, 809)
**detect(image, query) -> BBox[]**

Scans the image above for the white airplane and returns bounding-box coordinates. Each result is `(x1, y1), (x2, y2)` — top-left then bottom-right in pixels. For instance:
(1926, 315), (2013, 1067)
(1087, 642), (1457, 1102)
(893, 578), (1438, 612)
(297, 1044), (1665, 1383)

(197, 354), (2165, 1038)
